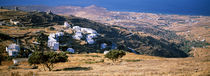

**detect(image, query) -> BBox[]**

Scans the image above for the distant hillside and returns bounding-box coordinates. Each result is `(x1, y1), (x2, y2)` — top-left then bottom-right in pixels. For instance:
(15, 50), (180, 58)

(0, 9), (188, 57)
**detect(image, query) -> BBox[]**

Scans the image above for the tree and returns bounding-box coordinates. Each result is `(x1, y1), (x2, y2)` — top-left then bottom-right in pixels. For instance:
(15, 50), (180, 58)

(0, 53), (2, 65)
(28, 51), (68, 71)
(35, 32), (48, 52)
(105, 50), (126, 62)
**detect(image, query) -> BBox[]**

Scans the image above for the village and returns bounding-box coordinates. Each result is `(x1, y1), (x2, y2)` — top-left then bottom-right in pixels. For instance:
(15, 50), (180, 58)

(5, 21), (114, 55)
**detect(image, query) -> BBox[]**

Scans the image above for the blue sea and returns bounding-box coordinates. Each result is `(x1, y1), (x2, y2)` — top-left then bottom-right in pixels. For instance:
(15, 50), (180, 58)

(0, 0), (210, 16)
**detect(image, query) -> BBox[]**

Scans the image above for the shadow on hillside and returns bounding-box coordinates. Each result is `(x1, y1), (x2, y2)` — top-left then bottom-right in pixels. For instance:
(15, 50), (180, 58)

(55, 67), (92, 71)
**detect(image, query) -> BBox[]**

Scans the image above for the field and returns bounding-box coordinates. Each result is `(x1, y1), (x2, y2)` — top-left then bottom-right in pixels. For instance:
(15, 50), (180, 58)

(0, 53), (210, 76)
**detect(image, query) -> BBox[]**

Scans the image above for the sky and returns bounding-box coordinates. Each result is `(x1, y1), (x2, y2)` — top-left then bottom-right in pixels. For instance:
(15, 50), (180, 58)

(0, 0), (210, 16)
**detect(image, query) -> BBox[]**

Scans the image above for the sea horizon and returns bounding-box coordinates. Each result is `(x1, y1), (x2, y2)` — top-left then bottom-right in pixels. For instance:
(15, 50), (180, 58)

(1, 0), (210, 16)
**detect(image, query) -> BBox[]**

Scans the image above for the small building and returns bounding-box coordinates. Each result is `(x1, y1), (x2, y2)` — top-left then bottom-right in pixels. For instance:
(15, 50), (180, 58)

(10, 19), (20, 25)
(111, 43), (117, 49)
(64, 22), (71, 28)
(55, 32), (64, 37)
(73, 32), (83, 40)
(104, 51), (109, 55)
(14, 7), (19, 11)
(49, 33), (56, 39)
(48, 38), (59, 51)
(47, 10), (53, 15)
(53, 42), (59, 51)
(128, 47), (138, 54)
(100, 43), (107, 49)
(87, 34), (97, 39)
(86, 37), (95, 44)
(47, 32), (64, 51)
(201, 39), (205, 42)
(67, 48), (75, 53)
(6, 44), (20, 57)
(72, 26), (81, 32)
(81, 28), (97, 34)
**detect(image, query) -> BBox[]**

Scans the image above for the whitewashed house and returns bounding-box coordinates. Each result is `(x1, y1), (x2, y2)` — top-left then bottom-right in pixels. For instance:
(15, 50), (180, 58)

(87, 34), (97, 39)
(72, 26), (99, 44)
(53, 42), (59, 51)
(100, 43), (107, 49)
(86, 37), (95, 44)
(64, 22), (70, 28)
(55, 32), (64, 37)
(111, 43), (117, 49)
(104, 51), (109, 55)
(201, 39), (205, 42)
(13, 59), (19, 64)
(48, 32), (64, 51)
(10, 19), (20, 25)
(72, 26), (81, 32)
(6, 44), (20, 56)
(128, 47), (138, 54)
(49, 33), (56, 39)
(81, 28), (97, 34)
(48, 38), (59, 51)
(73, 32), (83, 40)
(67, 48), (75, 53)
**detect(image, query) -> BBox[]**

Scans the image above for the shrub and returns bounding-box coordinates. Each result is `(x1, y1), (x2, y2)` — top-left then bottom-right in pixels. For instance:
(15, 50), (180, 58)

(0, 53), (2, 65)
(28, 51), (68, 71)
(105, 50), (126, 62)
(49, 27), (55, 30)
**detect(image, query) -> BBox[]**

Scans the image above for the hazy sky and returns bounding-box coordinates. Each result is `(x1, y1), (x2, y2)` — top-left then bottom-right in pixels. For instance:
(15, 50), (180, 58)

(1, 0), (210, 15)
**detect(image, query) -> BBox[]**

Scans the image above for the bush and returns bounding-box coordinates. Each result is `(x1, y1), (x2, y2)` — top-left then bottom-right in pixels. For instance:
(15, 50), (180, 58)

(28, 51), (68, 71)
(0, 53), (2, 65)
(49, 27), (55, 30)
(105, 50), (126, 62)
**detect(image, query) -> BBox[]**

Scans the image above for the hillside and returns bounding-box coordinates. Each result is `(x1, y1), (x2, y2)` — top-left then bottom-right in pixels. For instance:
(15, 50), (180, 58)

(0, 53), (210, 76)
(0, 8), (190, 57)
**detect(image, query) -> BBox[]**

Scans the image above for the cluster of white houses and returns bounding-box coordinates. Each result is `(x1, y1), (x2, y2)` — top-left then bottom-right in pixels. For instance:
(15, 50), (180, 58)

(48, 32), (64, 51)
(5, 22), (122, 57)
(72, 26), (98, 44)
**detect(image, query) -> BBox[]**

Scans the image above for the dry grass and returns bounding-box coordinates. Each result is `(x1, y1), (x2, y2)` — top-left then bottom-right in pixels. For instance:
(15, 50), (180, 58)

(0, 53), (209, 76)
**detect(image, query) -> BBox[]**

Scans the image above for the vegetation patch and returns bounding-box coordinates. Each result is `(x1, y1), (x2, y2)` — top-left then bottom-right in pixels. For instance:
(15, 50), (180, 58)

(125, 59), (142, 62)
(28, 51), (68, 71)
(85, 59), (104, 64)
(84, 55), (101, 57)
(55, 67), (92, 71)
(105, 50), (126, 62)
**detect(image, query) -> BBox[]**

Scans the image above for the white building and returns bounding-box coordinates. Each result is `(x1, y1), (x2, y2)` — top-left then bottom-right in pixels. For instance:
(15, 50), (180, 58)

(86, 38), (95, 44)
(73, 32), (83, 40)
(72, 26), (99, 44)
(10, 19), (20, 25)
(48, 39), (59, 51)
(128, 47), (138, 54)
(87, 34), (97, 39)
(48, 32), (64, 51)
(72, 26), (81, 32)
(81, 28), (98, 34)
(104, 51), (109, 55)
(49, 33), (56, 39)
(53, 42), (59, 51)
(67, 48), (75, 53)
(64, 22), (70, 28)
(55, 32), (64, 37)
(100, 43), (107, 49)
(6, 44), (20, 56)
